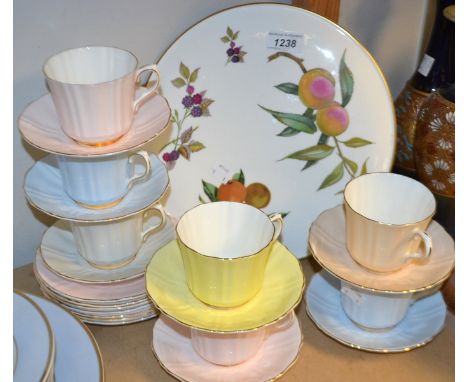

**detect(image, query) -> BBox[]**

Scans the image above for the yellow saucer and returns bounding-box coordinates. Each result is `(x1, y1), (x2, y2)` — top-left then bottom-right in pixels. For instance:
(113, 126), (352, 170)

(146, 240), (304, 332)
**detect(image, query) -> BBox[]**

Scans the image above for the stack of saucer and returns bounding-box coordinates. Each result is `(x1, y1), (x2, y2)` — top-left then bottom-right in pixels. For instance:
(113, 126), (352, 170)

(18, 46), (172, 325)
(14, 290), (103, 381)
(306, 173), (455, 352)
(146, 202), (305, 381)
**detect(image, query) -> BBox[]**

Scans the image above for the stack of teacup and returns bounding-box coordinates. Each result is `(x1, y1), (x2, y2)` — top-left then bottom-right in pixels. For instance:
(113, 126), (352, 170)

(146, 201), (305, 381)
(19, 46), (174, 325)
(306, 173), (455, 352)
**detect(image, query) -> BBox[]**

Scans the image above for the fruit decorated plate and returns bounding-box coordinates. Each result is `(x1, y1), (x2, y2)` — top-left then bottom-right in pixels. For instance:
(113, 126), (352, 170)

(150, 3), (395, 258)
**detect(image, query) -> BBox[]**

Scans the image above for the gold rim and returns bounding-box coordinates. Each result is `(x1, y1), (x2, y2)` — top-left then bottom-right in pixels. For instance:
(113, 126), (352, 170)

(152, 2), (397, 169)
(33, 255), (148, 304)
(14, 290), (55, 382)
(145, 241), (306, 333)
(23, 160), (169, 223)
(176, 201), (277, 261)
(20, 290), (105, 382)
(308, 211), (455, 294)
(343, 172), (437, 226)
(39, 285), (157, 322)
(74, 195), (126, 210)
(38, 230), (148, 284)
(37, 213), (174, 284)
(405, 82), (431, 97)
(151, 312), (303, 382)
(305, 302), (446, 353)
(18, 94), (172, 158)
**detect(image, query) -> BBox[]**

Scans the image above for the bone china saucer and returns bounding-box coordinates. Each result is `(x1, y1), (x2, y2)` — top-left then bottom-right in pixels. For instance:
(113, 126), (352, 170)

(24, 153), (168, 222)
(146, 240), (304, 332)
(306, 270), (447, 352)
(18, 91), (170, 157)
(41, 217), (175, 283)
(308, 205), (455, 293)
(152, 313), (302, 382)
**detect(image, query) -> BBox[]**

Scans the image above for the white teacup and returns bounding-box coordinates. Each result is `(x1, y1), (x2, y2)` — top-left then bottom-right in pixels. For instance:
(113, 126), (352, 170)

(340, 281), (413, 330)
(69, 204), (166, 269)
(344, 173), (436, 272)
(43, 46), (160, 145)
(57, 150), (151, 209)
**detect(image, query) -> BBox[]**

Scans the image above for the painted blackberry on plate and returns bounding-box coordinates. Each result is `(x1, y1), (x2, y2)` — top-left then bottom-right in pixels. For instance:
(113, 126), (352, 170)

(259, 50), (373, 191)
(220, 26), (247, 64)
(161, 62), (214, 169)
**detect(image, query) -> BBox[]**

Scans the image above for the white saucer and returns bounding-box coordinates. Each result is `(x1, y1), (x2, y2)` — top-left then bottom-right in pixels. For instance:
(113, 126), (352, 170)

(308, 205), (455, 293)
(152, 313), (302, 382)
(18, 91), (170, 157)
(13, 291), (55, 382)
(24, 153), (169, 222)
(305, 270), (447, 352)
(41, 216), (175, 283)
(26, 293), (104, 381)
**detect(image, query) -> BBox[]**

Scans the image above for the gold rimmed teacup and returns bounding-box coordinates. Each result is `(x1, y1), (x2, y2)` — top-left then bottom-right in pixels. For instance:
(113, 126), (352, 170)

(344, 172), (436, 272)
(176, 201), (283, 308)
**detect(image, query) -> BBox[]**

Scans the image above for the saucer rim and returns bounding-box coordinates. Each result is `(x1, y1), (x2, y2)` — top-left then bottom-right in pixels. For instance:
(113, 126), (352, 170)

(33, 250), (148, 304)
(23, 153), (170, 223)
(145, 240), (306, 333)
(151, 313), (303, 382)
(305, 272), (447, 353)
(18, 92), (172, 158)
(39, 217), (175, 284)
(308, 205), (455, 294)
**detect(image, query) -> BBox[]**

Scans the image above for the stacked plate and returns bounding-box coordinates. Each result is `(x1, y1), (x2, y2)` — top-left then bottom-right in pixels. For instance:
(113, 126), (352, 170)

(33, 214), (176, 325)
(13, 290), (103, 381)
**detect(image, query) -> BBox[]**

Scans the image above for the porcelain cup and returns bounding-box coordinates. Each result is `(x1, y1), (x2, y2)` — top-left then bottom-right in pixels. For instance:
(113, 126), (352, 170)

(340, 281), (414, 330)
(190, 312), (294, 366)
(344, 173), (436, 272)
(176, 201), (283, 308)
(43, 46), (160, 145)
(190, 327), (265, 366)
(57, 150), (151, 209)
(69, 204), (166, 269)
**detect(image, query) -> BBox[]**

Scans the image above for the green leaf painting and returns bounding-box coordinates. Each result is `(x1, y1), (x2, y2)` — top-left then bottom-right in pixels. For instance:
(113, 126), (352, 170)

(260, 50), (373, 191)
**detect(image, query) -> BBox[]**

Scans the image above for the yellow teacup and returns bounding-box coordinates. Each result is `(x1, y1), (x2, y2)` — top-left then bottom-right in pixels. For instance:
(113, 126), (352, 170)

(176, 201), (283, 308)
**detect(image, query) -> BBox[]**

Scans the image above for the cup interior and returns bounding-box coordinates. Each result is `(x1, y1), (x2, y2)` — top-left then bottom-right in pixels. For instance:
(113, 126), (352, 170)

(43, 46), (138, 84)
(344, 173), (436, 225)
(177, 202), (274, 259)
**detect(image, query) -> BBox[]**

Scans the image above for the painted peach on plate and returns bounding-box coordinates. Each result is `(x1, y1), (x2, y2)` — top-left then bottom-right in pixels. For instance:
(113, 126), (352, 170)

(298, 68), (335, 109)
(218, 180), (247, 202)
(199, 169), (281, 213)
(260, 50), (373, 191)
(316, 102), (349, 137)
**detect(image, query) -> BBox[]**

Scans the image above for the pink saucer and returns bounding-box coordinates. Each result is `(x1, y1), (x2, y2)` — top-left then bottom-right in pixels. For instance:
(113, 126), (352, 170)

(34, 249), (146, 303)
(152, 313), (302, 382)
(19, 91), (170, 157)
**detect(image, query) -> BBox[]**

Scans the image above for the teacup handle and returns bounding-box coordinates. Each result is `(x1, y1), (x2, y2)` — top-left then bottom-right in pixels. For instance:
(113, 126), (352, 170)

(141, 204), (166, 242)
(127, 150), (152, 191)
(268, 213), (283, 242)
(406, 231), (432, 261)
(134, 64), (160, 111)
